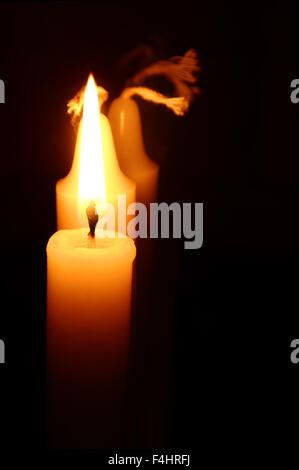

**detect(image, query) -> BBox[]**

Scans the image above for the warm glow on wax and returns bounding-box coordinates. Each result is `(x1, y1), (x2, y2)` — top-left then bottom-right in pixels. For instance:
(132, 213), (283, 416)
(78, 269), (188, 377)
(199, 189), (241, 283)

(79, 74), (106, 208)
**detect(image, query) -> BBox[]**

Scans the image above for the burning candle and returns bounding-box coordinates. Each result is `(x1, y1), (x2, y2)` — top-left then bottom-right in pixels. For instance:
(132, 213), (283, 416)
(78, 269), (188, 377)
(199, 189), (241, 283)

(108, 97), (159, 206)
(56, 75), (135, 231)
(47, 75), (136, 448)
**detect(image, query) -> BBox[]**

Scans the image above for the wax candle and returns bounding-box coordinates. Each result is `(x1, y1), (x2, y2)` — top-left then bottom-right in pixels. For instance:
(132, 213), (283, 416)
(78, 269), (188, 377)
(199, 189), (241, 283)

(56, 75), (135, 231)
(47, 75), (136, 448)
(108, 97), (159, 206)
(47, 229), (136, 447)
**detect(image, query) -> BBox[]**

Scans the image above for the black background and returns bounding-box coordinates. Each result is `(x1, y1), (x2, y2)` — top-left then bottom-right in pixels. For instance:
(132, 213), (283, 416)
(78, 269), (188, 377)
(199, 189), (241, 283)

(0, 0), (297, 462)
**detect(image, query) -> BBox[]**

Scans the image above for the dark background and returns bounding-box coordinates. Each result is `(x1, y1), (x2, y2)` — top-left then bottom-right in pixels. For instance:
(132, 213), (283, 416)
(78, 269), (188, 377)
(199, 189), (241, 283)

(0, 0), (297, 461)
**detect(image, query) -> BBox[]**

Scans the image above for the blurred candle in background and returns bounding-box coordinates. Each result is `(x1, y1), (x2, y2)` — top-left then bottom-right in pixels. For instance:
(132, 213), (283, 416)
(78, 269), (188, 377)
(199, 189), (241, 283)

(108, 49), (200, 208)
(108, 97), (159, 206)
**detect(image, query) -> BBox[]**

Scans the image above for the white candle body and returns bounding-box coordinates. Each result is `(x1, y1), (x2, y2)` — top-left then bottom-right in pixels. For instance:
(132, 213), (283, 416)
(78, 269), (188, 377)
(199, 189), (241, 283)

(108, 98), (159, 206)
(47, 229), (136, 448)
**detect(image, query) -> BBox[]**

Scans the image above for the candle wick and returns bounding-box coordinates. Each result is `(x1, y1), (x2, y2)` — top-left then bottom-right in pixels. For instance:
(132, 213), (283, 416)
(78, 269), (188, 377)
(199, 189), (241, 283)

(86, 200), (98, 240)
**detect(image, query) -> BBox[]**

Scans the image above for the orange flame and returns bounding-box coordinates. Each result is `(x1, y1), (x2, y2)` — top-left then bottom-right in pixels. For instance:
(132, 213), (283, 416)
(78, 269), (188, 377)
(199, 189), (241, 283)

(78, 74), (106, 210)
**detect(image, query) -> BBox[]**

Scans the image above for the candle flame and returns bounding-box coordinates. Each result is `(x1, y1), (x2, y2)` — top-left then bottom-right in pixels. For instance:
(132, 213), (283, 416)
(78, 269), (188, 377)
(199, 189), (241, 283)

(79, 74), (106, 207)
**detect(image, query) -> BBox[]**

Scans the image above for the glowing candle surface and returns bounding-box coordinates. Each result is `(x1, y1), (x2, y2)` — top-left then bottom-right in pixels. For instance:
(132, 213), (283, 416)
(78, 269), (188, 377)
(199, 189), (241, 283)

(108, 97), (159, 206)
(47, 229), (135, 447)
